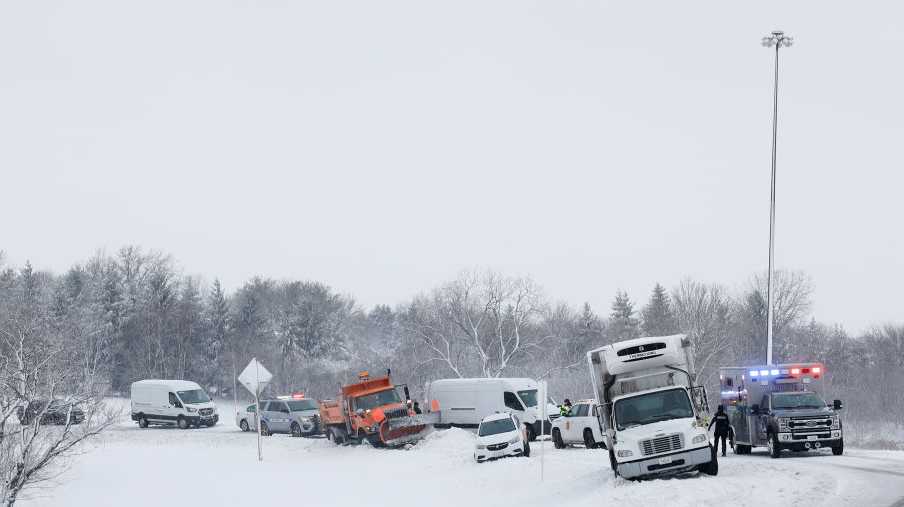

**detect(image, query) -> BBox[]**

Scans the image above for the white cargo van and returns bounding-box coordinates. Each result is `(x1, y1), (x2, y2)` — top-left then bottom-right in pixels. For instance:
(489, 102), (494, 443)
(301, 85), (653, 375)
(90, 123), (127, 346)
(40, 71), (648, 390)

(424, 378), (557, 440)
(130, 380), (219, 429)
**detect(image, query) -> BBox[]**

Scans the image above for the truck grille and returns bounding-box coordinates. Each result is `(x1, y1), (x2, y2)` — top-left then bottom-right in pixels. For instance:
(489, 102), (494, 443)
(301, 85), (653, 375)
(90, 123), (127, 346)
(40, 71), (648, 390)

(789, 417), (831, 430)
(384, 407), (409, 419)
(640, 433), (683, 456)
(199, 408), (214, 416)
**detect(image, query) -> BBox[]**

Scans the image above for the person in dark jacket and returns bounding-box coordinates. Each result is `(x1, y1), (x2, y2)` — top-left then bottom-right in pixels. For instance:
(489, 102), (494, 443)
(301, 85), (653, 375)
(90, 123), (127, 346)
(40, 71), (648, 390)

(708, 405), (731, 457)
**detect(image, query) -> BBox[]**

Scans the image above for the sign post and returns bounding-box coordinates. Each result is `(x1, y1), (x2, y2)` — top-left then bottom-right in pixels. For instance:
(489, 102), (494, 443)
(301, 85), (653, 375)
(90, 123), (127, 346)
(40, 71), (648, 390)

(238, 358), (272, 462)
(538, 380), (547, 481)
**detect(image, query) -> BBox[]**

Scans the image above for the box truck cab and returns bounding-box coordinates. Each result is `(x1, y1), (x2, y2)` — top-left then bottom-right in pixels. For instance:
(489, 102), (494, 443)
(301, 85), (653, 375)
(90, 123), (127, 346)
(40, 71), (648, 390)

(587, 334), (717, 479)
(425, 378), (556, 440)
(130, 380), (218, 429)
(719, 363), (843, 458)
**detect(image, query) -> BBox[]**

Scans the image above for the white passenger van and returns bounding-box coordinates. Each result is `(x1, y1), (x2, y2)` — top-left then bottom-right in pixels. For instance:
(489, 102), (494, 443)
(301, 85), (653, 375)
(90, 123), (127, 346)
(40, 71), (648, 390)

(130, 380), (219, 429)
(424, 378), (557, 440)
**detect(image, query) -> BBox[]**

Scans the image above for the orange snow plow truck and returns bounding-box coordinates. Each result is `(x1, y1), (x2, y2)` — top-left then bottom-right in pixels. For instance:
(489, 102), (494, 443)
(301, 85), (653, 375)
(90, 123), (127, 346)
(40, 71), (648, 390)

(319, 370), (440, 447)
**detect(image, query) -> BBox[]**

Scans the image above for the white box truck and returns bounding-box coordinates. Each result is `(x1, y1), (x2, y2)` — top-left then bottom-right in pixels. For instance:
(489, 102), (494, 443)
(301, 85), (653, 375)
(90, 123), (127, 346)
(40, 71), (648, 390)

(130, 379), (218, 429)
(424, 378), (559, 440)
(587, 334), (718, 479)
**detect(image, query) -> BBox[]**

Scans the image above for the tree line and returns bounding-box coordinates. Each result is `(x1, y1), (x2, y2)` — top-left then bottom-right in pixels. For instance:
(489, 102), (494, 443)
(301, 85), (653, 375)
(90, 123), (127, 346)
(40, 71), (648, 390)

(2, 247), (902, 431)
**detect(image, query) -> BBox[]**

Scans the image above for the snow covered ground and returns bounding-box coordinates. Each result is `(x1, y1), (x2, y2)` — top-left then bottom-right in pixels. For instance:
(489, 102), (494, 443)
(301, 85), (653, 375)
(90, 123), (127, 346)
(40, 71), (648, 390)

(18, 401), (904, 507)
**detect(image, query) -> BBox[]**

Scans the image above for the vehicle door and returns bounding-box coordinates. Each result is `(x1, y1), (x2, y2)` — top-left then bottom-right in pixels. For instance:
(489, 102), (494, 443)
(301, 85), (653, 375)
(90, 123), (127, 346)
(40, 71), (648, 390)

(572, 404), (592, 440)
(503, 391), (526, 421)
(269, 401), (292, 432)
(167, 392), (184, 422)
(755, 395), (770, 444)
(590, 404), (605, 442)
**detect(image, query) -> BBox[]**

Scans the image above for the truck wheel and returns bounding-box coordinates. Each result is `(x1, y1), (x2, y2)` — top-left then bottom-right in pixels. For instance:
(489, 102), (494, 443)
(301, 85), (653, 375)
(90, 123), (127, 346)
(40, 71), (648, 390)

(291, 422), (302, 437)
(608, 449), (619, 478)
(832, 440), (844, 456)
(552, 429), (566, 449)
(584, 429), (598, 449)
(177, 416), (189, 430)
(240, 419), (249, 432)
(138, 415), (149, 428)
(768, 433), (781, 459)
(701, 446), (719, 475)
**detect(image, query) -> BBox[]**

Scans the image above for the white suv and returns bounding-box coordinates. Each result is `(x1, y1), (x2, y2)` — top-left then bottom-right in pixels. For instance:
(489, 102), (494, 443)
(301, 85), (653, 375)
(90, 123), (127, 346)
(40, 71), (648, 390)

(475, 413), (530, 463)
(551, 400), (605, 449)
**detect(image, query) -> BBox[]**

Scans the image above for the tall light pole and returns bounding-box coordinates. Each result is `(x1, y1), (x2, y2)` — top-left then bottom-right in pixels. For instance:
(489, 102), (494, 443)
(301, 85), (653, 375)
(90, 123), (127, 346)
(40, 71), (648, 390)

(761, 30), (792, 365)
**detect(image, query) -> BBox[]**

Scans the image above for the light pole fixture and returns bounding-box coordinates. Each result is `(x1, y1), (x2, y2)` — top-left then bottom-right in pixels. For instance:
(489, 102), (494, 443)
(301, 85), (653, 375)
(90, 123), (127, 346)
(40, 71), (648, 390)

(761, 30), (792, 365)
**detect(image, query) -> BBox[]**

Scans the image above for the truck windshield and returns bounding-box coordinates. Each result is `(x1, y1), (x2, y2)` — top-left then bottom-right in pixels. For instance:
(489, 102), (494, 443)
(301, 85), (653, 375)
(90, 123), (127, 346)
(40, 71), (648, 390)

(478, 417), (516, 436)
(772, 392), (826, 410)
(517, 390), (538, 408)
(356, 389), (401, 411)
(613, 388), (693, 430)
(287, 400), (319, 411)
(177, 389), (210, 404)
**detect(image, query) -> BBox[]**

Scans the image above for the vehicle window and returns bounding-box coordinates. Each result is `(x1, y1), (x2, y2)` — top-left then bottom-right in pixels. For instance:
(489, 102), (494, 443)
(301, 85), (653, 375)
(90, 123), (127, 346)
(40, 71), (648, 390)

(275, 402), (289, 413)
(168, 392), (182, 407)
(478, 417), (517, 436)
(575, 404), (589, 417)
(176, 389), (210, 404)
(246, 405), (256, 413)
(355, 389), (402, 411)
(287, 400), (318, 411)
(516, 389), (538, 408)
(772, 392), (827, 410)
(504, 392), (524, 411)
(613, 388), (693, 430)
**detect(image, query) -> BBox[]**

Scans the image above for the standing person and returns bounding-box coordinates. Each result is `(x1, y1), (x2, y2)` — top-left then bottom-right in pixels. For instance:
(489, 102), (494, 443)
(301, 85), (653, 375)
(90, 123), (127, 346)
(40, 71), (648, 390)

(708, 405), (731, 457)
(559, 399), (573, 417)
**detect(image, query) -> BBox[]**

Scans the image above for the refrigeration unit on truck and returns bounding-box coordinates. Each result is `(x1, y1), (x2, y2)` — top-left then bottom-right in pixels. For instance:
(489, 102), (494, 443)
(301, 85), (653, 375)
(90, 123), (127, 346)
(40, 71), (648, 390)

(719, 363), (844, 458)
(587, 334), (718, 479)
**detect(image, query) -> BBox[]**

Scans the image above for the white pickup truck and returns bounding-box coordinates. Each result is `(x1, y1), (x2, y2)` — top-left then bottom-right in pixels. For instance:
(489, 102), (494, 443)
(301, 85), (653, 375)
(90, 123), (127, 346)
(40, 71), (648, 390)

(551, 399), (605, 449)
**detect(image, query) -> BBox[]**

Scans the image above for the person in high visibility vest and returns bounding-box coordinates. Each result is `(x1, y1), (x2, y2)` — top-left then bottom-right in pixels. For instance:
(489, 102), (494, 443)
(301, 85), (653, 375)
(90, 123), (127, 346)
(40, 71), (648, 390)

(559, 399), (572, 417)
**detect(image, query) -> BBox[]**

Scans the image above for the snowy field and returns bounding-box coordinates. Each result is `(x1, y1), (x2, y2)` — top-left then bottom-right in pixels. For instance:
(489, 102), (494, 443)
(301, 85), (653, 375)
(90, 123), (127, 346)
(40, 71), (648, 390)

(18, 401), (904, 507)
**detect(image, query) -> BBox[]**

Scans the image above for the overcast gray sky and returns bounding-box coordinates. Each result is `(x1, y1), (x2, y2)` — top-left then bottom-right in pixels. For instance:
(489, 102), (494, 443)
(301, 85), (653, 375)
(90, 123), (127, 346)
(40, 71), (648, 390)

(1, 0), (901, 333)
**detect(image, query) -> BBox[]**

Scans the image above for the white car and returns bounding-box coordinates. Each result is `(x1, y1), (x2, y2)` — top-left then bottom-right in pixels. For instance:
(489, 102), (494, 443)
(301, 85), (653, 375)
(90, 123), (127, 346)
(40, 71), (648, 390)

(236, 403), (259, 432)
(551, 400), (605, 449)
(475, 413), (530, 463)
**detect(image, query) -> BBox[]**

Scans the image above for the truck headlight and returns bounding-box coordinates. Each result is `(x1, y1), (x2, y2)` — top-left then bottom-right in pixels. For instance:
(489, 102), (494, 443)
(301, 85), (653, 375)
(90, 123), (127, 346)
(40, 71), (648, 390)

(777, 417), (790, 431)
(831, 416), (840, 429)
(186, 407), (197, 413)
(692, 434), (707, 444)
(616, 449), (633, 457)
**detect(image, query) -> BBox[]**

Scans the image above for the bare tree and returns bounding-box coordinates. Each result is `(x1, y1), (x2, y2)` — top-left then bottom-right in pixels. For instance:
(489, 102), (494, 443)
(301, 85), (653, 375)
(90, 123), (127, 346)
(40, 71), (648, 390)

(671, 279), (733, 387)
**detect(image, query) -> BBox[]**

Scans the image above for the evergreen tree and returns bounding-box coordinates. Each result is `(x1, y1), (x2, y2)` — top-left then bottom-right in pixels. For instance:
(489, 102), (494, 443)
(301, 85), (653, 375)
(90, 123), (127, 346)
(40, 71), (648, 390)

(641, 283), (678, 336)
(609, 291), (640, 341)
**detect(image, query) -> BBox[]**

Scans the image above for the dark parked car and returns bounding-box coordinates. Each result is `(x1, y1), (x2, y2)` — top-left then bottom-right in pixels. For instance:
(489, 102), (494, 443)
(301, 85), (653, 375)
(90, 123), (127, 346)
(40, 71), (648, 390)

(16, 400), (85, 426)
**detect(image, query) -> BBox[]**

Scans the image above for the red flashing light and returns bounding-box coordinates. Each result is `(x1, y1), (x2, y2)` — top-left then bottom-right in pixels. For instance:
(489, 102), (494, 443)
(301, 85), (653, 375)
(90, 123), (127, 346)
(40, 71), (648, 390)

(292, 392), (305, 399)
(812, 367), (822, 374)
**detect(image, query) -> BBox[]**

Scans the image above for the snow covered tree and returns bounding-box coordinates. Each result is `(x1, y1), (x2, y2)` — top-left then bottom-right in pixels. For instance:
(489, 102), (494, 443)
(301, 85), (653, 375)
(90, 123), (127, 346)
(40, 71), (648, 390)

(641, 283), (678, 336)
(608, 291), (640, 342)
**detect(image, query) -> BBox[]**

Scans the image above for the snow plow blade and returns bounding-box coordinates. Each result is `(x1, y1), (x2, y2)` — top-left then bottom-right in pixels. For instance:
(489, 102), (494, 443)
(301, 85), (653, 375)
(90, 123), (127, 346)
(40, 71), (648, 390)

(381, 412), (441, 447)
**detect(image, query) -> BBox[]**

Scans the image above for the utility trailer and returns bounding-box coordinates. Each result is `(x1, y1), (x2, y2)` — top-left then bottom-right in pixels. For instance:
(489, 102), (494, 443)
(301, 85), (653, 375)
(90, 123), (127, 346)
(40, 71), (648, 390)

(719, 363), (844, 458)
(587, 334), (717, 479)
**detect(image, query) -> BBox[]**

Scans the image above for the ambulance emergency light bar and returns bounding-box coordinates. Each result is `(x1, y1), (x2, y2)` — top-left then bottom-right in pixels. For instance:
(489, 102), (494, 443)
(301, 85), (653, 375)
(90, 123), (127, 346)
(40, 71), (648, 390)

(748, 365), (822, 378)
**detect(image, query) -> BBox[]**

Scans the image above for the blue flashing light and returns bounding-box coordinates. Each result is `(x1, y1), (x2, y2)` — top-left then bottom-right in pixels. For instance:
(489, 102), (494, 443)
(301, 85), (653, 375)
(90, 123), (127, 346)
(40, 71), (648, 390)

(749, 370), (759, 377)
(770, 369), (780, 376)
(759, 369), (769, 376)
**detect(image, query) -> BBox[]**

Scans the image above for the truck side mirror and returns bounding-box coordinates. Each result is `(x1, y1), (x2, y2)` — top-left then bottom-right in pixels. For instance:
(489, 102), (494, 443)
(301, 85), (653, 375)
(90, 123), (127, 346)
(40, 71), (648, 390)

(751, 404), (760, 415)
(833, 400), (843, 410)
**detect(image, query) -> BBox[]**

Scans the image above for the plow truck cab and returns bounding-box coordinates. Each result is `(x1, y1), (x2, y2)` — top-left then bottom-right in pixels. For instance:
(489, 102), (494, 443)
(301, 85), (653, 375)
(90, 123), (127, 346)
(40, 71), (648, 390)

(719, 363), (843, 458)
(587, 334), (717, 479)
(319, 370), (439, 447)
